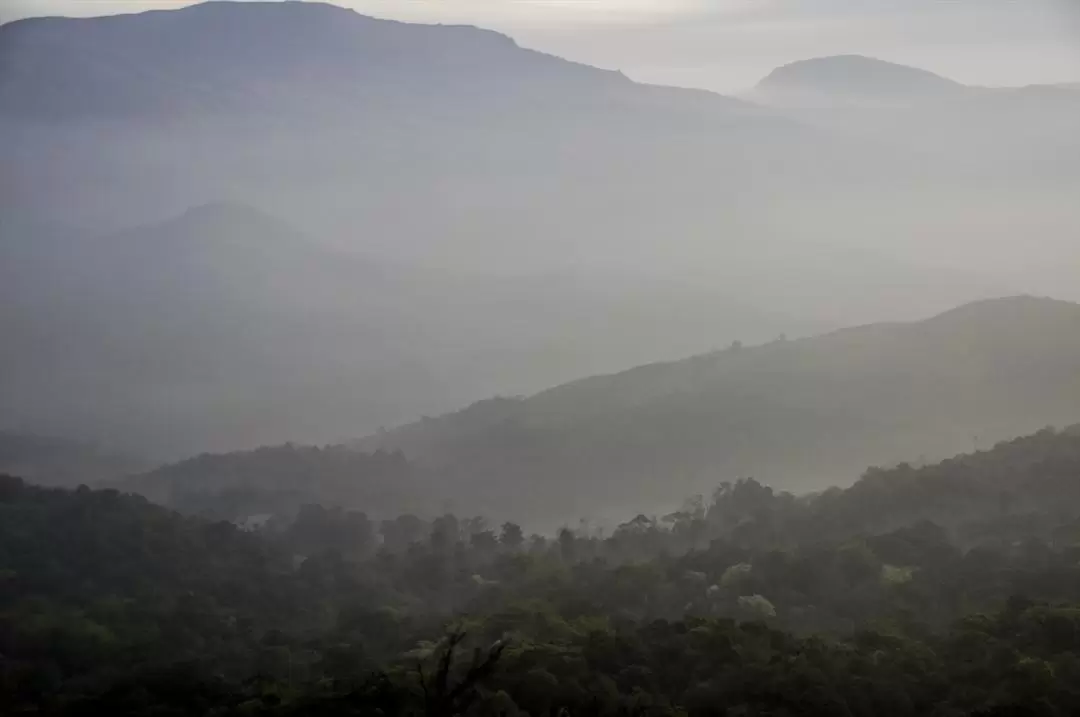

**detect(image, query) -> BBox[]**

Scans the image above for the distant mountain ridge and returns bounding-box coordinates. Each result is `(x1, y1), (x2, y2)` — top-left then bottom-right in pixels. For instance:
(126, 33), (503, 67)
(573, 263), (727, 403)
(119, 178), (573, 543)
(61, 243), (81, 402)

(2, 0), (1079, 478)
(2, 0), (1073, 314)
(0, 0), (629, 120)
(755, 55), (963, 103)
(0, 202), (805, 458)
(360, 296), (1080, 527)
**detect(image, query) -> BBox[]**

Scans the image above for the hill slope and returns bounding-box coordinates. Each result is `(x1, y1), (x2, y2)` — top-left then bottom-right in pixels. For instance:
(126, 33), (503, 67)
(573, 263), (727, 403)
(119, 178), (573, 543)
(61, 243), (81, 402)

(0, 203), (803, 457)
(361, 297), (1080, 526)
(114, 444), (421, 520)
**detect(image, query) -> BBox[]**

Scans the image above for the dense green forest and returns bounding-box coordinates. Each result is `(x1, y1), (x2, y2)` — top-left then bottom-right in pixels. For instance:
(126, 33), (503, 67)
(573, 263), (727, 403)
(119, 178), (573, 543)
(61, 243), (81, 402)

(4, 426), (1080, 715)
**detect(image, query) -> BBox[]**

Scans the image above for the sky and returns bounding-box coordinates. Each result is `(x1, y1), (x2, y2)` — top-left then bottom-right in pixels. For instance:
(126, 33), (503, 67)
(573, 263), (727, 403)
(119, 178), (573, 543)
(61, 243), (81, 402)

(4, 0), (1080, 93)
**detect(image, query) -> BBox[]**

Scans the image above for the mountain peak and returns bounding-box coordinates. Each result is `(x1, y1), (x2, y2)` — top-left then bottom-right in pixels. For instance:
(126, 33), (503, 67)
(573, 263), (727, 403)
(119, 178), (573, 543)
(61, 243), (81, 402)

(755, 55), (962, 103)
(918, 295), (1080, 332)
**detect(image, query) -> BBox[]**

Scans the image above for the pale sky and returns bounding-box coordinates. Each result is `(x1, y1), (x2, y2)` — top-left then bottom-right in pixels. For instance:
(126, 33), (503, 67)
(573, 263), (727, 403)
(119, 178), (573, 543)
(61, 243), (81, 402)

(4, 0), (1080, 92)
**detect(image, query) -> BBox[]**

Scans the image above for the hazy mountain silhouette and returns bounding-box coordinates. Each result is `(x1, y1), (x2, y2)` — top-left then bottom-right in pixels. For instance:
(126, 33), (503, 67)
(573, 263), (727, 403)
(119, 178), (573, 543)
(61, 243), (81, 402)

(1, 3), (1077, 469)
(0, 202), (806, 458)
(754, 55), (964, 105)
(0, 0), (633, 120)
(744, 56), (1080, 288)
(747, 54), (1080, 157)
(360, 296), (1080, 527)
(0, 1), (1047, 321)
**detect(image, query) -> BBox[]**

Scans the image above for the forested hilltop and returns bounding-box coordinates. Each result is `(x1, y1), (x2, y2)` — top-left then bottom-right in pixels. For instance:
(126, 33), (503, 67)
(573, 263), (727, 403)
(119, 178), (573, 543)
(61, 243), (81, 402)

(5, 426), (1080, 715)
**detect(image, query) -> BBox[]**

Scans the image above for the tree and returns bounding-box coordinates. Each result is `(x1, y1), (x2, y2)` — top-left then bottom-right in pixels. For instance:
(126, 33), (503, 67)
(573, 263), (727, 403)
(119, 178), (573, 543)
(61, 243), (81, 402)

(500, 522), (524, 550)
(419, 632), (506, 717)
(381, 513), (427, 552)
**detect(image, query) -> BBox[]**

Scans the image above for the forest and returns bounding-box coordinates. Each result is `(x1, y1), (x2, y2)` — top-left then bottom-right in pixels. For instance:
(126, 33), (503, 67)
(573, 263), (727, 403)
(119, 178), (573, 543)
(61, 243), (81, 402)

(4, 426), (1080, 715)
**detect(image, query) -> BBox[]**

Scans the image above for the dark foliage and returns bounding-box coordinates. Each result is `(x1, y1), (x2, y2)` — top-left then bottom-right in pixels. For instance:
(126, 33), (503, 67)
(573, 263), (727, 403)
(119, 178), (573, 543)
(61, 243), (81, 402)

(4, 427), (1080, 714)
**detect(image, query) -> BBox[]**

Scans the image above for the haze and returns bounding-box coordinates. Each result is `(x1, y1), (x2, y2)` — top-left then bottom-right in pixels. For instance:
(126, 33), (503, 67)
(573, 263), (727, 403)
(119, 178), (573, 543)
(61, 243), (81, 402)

(8, 3), (1080, 713)
(1, 0), (1079, 524)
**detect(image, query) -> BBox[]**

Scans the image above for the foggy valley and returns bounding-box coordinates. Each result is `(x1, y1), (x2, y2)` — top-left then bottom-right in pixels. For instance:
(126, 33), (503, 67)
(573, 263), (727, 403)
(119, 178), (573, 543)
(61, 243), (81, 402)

(2, 1), (1080, 714)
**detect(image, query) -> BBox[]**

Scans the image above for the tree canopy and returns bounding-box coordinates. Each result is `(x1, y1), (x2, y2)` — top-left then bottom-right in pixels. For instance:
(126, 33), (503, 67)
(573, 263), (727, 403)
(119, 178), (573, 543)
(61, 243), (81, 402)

(5, 427), (1080, 714)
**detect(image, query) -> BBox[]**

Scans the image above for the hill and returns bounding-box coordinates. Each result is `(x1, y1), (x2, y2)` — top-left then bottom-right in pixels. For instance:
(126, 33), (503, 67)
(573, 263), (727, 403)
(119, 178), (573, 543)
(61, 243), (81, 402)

(754, 55), (964, 104)
(0, 203), (805, 457)
(361, 296), (1080, 526)
(746, 54), (1080, 194)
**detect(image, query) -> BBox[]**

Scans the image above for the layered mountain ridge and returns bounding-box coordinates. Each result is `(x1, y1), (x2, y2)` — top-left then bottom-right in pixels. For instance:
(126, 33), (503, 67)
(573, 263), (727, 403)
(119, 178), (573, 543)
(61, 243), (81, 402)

(358, 296), (1080, 526)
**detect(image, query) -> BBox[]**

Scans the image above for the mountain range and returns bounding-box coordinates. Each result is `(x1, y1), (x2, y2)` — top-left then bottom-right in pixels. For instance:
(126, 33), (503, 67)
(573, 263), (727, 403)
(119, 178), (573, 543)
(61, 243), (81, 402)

(3, 2), (1069, 305)
(102, 296), (1080, 529)
(1, 2), (1078, 485)
(1, 202), (801, 457)
(91, 295), (1080, 531)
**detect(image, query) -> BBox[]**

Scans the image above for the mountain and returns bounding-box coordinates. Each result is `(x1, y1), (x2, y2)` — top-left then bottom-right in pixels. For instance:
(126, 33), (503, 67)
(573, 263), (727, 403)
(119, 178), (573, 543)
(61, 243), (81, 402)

(0, 0), (631, 120)
(748, 54), (1080, 155)
(0, 1), (1050, 319)
(748, 55), (1080, 164)
(0, 0), (782, 236)
(745, 56), (1080, 295)
(2, 3), (1077, 461)
(753, 55), (964, 105)
(0, 202), (806, 458)
(360, 296), (1080, 527)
